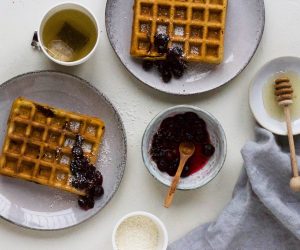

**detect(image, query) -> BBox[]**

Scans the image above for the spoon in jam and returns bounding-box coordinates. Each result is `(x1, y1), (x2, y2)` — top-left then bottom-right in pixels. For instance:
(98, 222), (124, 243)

(164, 142), (195, 208)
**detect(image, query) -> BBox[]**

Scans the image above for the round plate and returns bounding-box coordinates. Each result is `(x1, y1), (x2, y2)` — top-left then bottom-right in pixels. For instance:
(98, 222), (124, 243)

(249, 57), (300, 135)
(105, 0), (265, 95)
(0, 71), (127, 230)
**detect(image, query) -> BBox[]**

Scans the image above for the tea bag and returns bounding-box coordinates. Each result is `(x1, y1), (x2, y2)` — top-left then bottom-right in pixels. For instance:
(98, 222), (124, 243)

(46, 40), (74, 62)
(57, 22), (89, 51)
(45, 22), (89, 62)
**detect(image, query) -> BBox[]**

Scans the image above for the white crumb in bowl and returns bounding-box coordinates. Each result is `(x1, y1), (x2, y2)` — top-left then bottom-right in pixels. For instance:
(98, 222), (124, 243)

(115, 215), (159, 250)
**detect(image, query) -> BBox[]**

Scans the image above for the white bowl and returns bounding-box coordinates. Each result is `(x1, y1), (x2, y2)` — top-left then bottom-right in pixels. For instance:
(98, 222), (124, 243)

(142, 105), (227, 190)
(112, 211), (168, 250)
(249, 56), (300, 135)
(38, 2), (99, 66)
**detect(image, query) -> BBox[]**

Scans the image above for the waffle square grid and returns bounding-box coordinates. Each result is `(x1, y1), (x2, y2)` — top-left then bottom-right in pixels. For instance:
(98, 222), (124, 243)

(0, 97), (105, 195)
(130, 0), (228, 64)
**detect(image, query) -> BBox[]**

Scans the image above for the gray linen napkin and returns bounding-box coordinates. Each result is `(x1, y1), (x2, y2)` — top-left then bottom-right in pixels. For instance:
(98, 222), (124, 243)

(168, 127), (300, 250)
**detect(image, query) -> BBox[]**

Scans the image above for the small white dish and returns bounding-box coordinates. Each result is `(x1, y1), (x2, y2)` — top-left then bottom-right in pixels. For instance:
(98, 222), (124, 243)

(249, 56), (300, 135)
(142, 105), (227, 190)
(112, 211), (168, 250)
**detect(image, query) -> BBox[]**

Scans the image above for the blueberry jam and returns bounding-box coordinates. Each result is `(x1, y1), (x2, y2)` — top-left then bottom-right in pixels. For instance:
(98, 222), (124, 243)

(154, 33), (169, 53)
(71, 135), (104, 210)
(142, 60), (154, 71)
(141, 33), (187, 83)
(36, 104), (55, 118)
(150, 112), (215, 177)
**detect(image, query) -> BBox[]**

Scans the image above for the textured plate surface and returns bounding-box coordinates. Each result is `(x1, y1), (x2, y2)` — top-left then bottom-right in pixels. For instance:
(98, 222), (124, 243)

(249, 57), (300, 135)
(105, 0), (265, 95)
(0, 71), (127, 230)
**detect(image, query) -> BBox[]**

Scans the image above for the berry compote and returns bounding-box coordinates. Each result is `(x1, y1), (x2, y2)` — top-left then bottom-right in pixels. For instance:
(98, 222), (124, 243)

(70, 135), (104, 210)
(141, 33), (187, 83)
(154, 33), (169, 53)
(150, 112), (215, 177)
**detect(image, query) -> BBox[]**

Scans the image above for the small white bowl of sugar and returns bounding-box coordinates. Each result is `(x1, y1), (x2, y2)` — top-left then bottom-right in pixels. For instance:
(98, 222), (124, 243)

(112, 211), (168, 250)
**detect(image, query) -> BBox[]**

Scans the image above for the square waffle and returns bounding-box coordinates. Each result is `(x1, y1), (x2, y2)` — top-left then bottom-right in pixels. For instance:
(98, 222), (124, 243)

(130, 0), (228, 64)
(0, 97), (105, 196)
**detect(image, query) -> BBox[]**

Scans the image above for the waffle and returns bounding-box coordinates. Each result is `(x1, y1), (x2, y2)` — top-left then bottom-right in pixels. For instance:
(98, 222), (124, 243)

(130, 0), (228, 64)
(0, 97), (105, 196)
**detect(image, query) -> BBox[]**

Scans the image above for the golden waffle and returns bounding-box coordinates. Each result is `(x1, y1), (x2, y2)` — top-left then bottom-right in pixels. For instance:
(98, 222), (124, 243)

(0, 97), (105, 196)
(130, 0), (228, 64)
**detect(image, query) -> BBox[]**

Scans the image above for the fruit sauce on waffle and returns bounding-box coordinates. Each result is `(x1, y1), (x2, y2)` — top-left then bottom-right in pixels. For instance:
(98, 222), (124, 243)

(142, 34), (187, 83)
(71, 135), (104, 210)
(150, 112), (215, 177)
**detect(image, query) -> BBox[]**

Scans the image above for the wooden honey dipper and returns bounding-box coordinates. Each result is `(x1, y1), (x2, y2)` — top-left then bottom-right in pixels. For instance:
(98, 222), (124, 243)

(274, 77), (300, 192)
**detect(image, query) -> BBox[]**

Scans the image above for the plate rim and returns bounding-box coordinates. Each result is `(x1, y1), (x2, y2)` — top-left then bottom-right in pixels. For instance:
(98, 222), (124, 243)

(0, 70), (127, 231)
(105, 0), (266, 95)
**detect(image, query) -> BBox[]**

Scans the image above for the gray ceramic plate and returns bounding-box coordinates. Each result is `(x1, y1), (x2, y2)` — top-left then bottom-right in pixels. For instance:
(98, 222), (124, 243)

(0, 71), (127, 230)
(105, 0), (265, 95)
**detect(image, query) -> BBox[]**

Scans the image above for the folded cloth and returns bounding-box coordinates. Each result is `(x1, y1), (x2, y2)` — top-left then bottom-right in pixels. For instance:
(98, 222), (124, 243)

(168, 127), (300, 250)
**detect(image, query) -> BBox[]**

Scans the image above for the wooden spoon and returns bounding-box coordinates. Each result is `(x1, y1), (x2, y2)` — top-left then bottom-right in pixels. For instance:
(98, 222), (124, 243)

(274, 77), (300, 192)
(164, 142), (195, 208)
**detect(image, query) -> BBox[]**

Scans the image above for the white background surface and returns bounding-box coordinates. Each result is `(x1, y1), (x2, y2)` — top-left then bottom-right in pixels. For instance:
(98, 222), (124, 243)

(0, 0), (299, 249)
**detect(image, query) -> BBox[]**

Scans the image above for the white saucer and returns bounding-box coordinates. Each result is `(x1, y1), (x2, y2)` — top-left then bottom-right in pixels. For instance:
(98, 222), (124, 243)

(249, 57), (300, 135)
